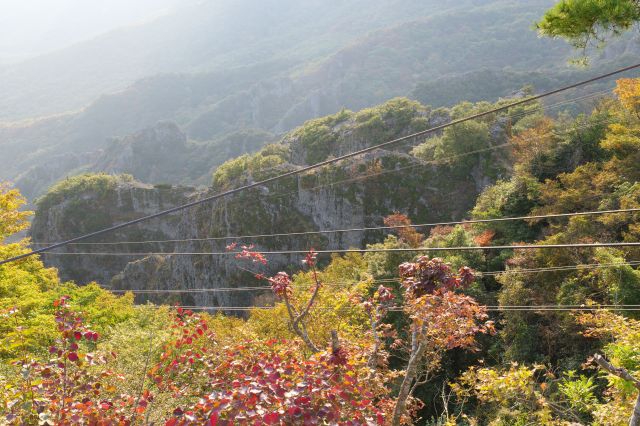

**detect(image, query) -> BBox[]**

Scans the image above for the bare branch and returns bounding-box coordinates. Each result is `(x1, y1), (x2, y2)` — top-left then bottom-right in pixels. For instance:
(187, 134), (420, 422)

(593, 354), (640, 389)
(278, 267), (324, 353)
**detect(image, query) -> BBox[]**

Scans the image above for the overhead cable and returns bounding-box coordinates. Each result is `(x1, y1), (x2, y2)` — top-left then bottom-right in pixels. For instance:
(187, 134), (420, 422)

(30, 206), (640, 247)
(4, 62), (639, 265)
(104, 260), (640, 294)
(40, 241), (640, 257)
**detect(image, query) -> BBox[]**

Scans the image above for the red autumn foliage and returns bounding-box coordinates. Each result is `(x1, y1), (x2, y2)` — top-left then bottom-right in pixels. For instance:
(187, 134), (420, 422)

(165, 343), (390, 425)
(398, 257), (475, 297)
(474, 229), (496, 247)
(383, 213), (424, 247)
(3, 297), (143, 425)
(268, 271), (293, 298)
(4, 249), (494, 426)
(391, 257), (494, 424)
(428, 225), (455, 238)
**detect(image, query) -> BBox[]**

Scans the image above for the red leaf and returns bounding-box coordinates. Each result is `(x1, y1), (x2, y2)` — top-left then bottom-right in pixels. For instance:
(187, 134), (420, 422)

(208, 413), (218, 425)
(263, 412), (280, 424)
(74, 331), (83, 340)
(68, 352), (79, 362)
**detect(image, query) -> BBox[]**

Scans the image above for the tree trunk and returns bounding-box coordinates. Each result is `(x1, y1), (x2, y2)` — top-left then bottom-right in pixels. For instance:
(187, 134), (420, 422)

(592, 354), (640, 426)
(630, 392), (640, 426)
(391, 343), (425, 426)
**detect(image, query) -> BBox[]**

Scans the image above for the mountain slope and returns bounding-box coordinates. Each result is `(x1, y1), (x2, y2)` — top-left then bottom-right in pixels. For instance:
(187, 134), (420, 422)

(0, 0), (476, 121)
(3, 0), (638, 203)
(30, 96), (519, 305)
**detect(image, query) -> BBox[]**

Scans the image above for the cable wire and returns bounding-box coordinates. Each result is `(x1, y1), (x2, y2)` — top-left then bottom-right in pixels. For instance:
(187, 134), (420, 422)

(39, 241), (640, 257)
(30, 205), (639, 247)
(102, 260), (640, 294)
(28, 113), (621, 247)
(144, 305), (640, 312)
(4, 63), (639, 266)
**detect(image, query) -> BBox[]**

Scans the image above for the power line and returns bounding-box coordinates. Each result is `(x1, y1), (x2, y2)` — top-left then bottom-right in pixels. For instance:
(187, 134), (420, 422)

(260, 114), (618, 204)
(30, 205), (639, 247)
(27, 113), (620, 248)
(28, 115), (621, 260)
(145, 305), (640, 312)
(263, 118), (616, 199)
(102, 260), (640, 294)
(479, 260), (640, 276)
(38, 241), (640, 257)
(4, 62), (639, 266)
(503, 86), (615, 121)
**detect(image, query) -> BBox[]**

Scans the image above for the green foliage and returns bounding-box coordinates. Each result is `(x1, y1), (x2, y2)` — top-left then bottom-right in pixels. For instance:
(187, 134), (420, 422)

(211, 144), (290, 188)
(453, 364), (554, 424)
(5, 61), (640, 426)
(422, 121), (490, 161)
(537, 0), (640, 60)
(365, 235), (418, 279)
(247, 253), (371, 346)
(526, 110), (612, 181)
(287, 109), (352, 165)
(411, 96), (519, 180)
(36, 173), (132, 212)
(576, 312), (640, 423)
(471, 174), (542, 243)
(412, 120), (493, 178)
(558, 371), (598, 415)
(0, 183), (136, 359)
(423, 226), (485, 270)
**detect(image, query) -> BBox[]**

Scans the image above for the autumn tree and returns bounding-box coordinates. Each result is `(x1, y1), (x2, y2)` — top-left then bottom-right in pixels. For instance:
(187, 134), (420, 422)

(616, 78), (640, 117)
(389, 257), (494, 425)
(384, 213), (424, 248)
(1, 297), (144, 425)
(0, 183), (135, 359)
(509, 117), (556, 167)
(0, 183), (32, 242)
(452, 364), (558, 424)
(579, 311), (640, 425)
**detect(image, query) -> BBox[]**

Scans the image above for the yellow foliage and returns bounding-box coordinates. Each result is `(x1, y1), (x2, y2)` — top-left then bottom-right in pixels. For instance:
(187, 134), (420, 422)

(247, 253), (372, 349)
(614, 78), (640, 116)
(509, 117), (556, 166)
(601, 123), (640, 155)
(577, 311), (640, 424)
(0, 184), (135, 358)
(452, 364), (559, 425)
(0, 183), (32, 241)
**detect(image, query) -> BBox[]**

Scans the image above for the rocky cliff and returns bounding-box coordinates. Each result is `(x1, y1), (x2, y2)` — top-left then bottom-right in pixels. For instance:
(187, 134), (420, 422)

(30, 97), (516, 309)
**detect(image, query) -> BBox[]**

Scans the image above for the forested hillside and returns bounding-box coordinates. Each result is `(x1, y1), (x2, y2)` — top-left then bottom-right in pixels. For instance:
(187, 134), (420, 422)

(3, 0), (640, 424)
(2, 0), (639, 201)
(4, 77), (640, 423)
(29, 96), (524, 298)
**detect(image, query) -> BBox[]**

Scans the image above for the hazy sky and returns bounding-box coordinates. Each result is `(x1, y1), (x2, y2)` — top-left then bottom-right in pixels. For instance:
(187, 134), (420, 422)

(0, 0), (189, 63)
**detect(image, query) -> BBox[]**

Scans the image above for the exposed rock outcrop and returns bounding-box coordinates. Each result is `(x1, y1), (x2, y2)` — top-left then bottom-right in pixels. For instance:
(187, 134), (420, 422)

(30, 98), (511, 309)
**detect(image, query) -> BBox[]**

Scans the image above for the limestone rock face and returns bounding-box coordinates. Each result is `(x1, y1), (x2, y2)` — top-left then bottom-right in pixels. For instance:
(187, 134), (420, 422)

(30, 98), (510, 309)
(31, 176), (194, 284)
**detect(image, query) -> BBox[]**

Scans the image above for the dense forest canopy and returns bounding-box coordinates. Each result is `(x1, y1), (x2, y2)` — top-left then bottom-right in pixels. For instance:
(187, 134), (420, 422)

(2, 0), (640, 424)
(3, 76), (640, 423)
